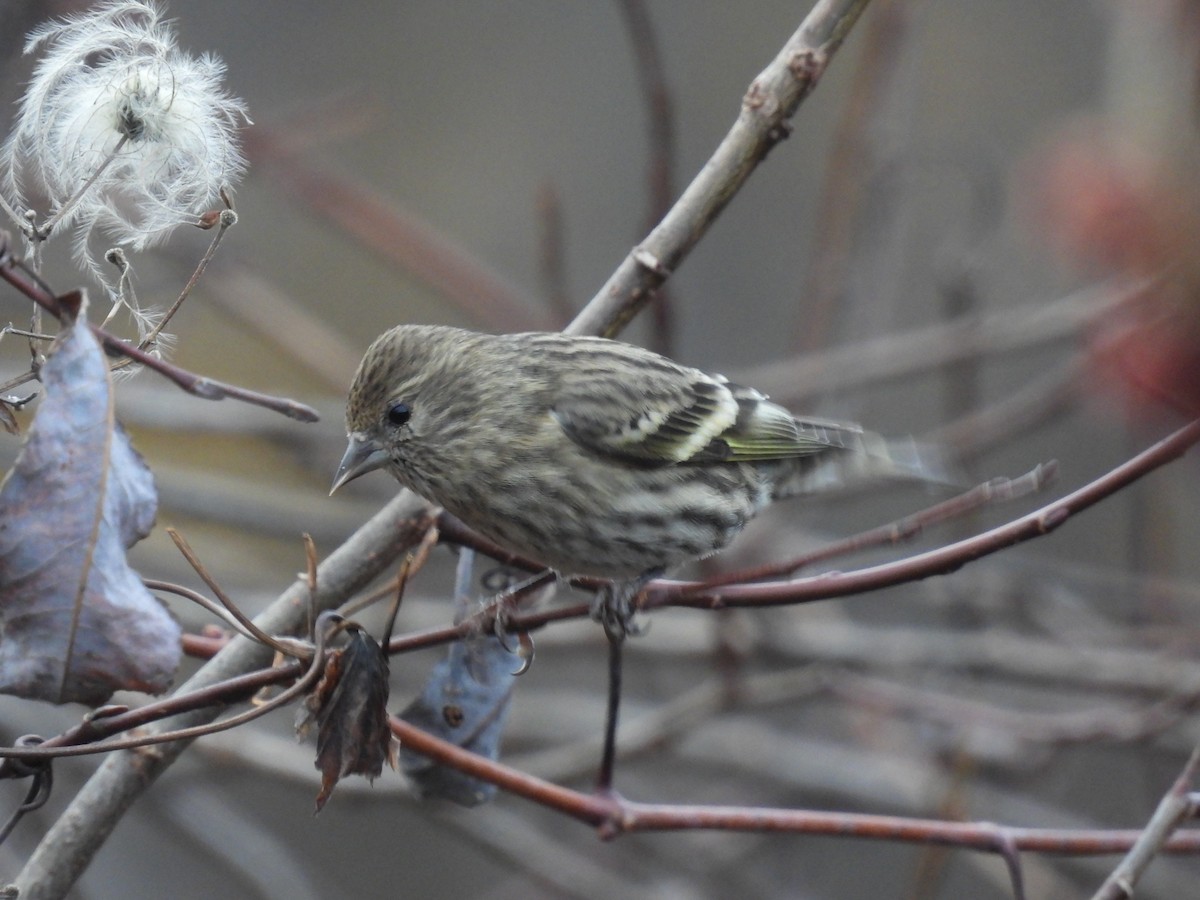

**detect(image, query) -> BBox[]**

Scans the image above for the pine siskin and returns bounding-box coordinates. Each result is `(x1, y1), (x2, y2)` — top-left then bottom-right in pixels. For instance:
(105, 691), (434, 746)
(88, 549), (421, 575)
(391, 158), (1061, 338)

(333, 326), (945, 634)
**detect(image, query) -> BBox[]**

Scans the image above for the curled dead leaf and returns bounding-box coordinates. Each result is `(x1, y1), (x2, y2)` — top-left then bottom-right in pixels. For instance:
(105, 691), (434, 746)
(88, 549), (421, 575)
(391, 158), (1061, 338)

(0, 311), (179, 705)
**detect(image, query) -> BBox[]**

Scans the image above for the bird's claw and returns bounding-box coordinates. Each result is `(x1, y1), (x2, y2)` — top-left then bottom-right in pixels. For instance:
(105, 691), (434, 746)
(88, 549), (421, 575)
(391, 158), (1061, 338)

(591, 571), (659, 641)
(489, 595), (519, 649)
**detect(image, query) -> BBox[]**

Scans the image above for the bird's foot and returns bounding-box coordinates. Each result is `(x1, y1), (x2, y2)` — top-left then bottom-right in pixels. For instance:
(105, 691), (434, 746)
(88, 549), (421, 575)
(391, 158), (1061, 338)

(591, 570), (660, 642)
(482, 569), (556, 648)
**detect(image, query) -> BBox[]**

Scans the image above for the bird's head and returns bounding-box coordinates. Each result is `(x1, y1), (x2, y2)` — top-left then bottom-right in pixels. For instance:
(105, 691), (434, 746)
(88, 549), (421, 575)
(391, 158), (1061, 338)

(331, 324), (479, 494)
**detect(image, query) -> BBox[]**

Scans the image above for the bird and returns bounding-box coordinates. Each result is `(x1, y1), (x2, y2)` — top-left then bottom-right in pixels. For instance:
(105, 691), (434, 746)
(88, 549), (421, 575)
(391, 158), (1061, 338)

(332, 325), (946, 636)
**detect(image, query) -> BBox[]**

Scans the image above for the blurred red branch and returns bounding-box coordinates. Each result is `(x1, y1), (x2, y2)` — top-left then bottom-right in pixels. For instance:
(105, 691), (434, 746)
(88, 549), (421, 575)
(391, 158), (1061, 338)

(245, 128), (552, 334)
(616, 0), (678, 354)
(568, 0), (874, 338)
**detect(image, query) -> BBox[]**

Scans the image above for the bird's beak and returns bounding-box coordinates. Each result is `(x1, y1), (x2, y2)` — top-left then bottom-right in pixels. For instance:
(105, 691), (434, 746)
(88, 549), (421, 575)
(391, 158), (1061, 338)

(330, 435), (389, 495)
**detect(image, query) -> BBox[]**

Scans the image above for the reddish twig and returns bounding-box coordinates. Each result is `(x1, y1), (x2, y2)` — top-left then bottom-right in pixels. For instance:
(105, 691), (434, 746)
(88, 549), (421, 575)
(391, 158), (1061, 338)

(0, 232), (319, 422)
(688, 464), (1054, 591)
(0, 663), (300, 761)
(165, 528), (304, 659)
(390, 714), (1200, 855)
(650, 420), (1200, 609)
(245, 129), (551, 334)
(427, 421), (1195, 627)
(404, 424), (1196, 643)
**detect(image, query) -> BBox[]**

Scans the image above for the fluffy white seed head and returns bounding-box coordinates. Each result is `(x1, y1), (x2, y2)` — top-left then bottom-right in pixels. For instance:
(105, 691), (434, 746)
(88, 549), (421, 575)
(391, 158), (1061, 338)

(0, 1), (249, 285)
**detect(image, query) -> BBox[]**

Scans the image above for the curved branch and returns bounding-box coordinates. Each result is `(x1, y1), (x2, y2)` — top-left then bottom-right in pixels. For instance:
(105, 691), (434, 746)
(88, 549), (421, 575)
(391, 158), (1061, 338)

(650, 419), (1200, 609)
(390, 716), (1200, 855)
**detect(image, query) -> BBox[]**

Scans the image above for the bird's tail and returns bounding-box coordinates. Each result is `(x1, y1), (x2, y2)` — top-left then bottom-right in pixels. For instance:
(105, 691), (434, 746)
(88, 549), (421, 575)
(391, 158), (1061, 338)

(769, 428), (958, 501)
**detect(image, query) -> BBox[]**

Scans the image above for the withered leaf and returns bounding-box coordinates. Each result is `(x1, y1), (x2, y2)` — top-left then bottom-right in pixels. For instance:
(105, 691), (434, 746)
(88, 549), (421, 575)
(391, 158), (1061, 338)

(399, 635), (520, 806)
(0, 400), (18, 436)
(0, 313), (180, 704)
(296, 625), (395, 813)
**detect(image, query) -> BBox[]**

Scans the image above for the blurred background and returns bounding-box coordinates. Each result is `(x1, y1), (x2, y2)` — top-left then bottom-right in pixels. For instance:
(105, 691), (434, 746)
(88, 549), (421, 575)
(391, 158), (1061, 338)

(2, 0), (1200, 897)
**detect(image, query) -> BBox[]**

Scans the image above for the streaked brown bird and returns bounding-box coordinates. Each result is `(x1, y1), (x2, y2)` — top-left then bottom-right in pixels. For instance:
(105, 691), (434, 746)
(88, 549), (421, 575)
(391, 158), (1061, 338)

(333, 325), (943, 634)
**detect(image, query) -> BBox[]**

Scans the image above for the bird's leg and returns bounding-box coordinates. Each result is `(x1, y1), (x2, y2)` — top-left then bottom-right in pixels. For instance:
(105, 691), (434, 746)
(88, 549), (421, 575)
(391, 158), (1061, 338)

(596, 628), (623, 795)
(592, 569), (661, 641)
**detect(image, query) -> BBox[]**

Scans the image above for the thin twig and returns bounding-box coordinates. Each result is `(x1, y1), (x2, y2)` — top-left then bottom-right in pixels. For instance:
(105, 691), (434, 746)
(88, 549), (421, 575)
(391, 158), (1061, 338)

(166, 527), (301, 659)
(0, 737), (53, 847)
(743, 278), (1139, 406)
(831, 672), (1196, 748)
(686, 464), (1054, 591)
(0, 243), (320, 422)
(0, 324), (54, 341)
(651, 420), (1200, 609)
(144, 579), (261, 641)
(381, 521), (438, 644)
(412, 422), (1200, 639)
(302, 533), (318, 642)
(1091, 744), (1200, 900)
(0, 665), (301, 762)
(33, 134), (129, 241)
(113, 206), (238, 363)
(0, 615), (339, 760)
(0, 367), (36, 395)
(925, 360), (1083, 462)
(337, 520), (439, 621)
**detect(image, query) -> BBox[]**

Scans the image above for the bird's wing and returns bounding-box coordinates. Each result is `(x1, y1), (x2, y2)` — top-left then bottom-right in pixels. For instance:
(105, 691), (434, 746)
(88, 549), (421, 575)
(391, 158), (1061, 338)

(552, 364), (857, 465)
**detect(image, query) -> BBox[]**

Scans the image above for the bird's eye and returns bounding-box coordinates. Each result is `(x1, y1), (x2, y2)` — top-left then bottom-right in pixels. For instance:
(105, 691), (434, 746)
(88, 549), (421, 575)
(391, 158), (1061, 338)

(386, 402), (411, 426)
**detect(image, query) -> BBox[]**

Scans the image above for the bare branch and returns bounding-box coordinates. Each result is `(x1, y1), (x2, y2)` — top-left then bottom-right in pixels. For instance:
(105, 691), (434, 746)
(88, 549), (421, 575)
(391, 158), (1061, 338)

(742, 278), (1138, 405)
(1091, 744), (1200, 900)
